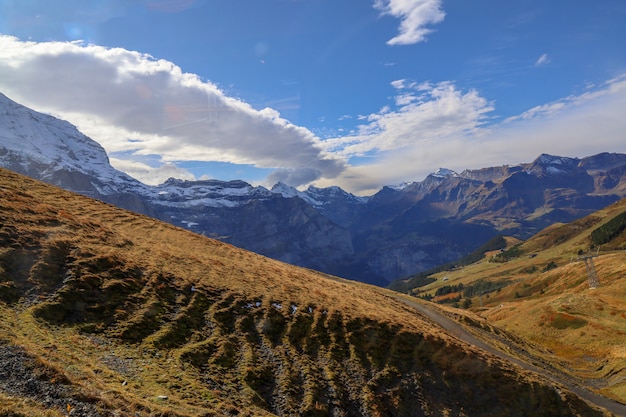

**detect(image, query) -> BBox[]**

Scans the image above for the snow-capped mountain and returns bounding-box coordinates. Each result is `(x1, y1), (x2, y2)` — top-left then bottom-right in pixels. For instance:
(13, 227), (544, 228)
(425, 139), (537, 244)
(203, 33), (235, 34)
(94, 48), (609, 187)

(2, 91), (626, 285)
(271, 182), (370, 227)
(152, 178), (274, 208)
(0, 93), (363, 280)
(431, 167), (458, 178)
(0, 92), (142, 193)
(0, 93), (163, 216)
(0, 92), (285, 211)
(271, 182), (368, 206)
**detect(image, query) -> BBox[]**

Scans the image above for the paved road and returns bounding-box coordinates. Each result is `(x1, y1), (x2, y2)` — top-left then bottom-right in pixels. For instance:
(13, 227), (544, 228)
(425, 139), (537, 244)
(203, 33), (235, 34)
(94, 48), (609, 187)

(394, 295), (626, 417)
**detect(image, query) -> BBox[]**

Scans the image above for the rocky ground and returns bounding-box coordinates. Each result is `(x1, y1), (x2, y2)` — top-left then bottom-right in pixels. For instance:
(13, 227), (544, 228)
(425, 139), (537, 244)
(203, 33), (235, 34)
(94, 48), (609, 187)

(0, 342), (106, 416)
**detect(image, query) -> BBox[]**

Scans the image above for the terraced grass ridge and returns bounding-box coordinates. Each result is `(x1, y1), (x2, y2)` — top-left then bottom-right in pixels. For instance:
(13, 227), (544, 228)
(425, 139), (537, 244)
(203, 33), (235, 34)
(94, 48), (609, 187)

(0, 167), (612, 416)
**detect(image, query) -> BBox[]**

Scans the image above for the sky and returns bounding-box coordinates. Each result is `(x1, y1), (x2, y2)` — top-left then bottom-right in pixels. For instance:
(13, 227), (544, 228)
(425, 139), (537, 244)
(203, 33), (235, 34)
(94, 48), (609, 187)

(0, 0), (625, 195)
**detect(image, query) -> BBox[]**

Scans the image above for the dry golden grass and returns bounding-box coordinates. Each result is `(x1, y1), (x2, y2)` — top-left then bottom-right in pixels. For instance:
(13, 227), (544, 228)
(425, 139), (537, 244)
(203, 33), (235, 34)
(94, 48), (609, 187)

(0, 393), (65, 417)
(0, 168), (613, 416)
(413, 198), (626, 403)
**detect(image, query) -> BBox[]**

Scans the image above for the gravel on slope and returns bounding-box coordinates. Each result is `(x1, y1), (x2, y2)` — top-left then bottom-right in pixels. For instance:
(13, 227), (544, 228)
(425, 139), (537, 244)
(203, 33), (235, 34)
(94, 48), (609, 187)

(0, 342), (106, 416)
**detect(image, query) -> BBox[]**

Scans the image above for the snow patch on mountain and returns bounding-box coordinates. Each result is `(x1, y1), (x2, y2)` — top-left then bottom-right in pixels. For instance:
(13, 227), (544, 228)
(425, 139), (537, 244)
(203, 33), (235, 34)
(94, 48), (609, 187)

(271, 182), (302, 198)
(394, 168), (458, 191)
(431, 168), (458, 178)
(530, 154), (579, 176)
(151, 178), (272, 207)
(271, 182), (368, 206)
(388, 181), (416, 191)
(304, 185), (369, 205)
(0, 92), (150, 194)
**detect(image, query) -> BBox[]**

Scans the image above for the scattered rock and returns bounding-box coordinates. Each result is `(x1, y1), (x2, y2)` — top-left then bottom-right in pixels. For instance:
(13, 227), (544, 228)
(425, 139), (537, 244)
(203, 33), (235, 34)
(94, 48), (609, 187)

(0, 345), (105, 416)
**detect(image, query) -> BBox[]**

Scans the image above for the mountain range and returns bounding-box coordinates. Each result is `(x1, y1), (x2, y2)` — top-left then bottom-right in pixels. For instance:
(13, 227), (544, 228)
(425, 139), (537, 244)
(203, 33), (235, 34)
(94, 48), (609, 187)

(2, 91), (626, 285)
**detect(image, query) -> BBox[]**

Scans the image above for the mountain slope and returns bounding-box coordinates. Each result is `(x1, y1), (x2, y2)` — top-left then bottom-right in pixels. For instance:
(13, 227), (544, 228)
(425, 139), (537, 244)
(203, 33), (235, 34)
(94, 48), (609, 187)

(0, 92), (157, 216)
(0, 168), (611, 417)
(396, 197), (626, 404)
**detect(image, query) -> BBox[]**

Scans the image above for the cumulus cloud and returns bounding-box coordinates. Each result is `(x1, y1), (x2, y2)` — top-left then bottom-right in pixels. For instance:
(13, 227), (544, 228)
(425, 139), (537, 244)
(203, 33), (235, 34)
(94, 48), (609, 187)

(373, 0), (445, 45)
(324, 80), (494, 159)
(0, 35), (345, 187)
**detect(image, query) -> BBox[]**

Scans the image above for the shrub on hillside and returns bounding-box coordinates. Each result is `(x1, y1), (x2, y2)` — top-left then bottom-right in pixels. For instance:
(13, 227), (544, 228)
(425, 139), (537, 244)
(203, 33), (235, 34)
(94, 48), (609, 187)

(491, 243), (523, 263)
(590, 210), (626, 247)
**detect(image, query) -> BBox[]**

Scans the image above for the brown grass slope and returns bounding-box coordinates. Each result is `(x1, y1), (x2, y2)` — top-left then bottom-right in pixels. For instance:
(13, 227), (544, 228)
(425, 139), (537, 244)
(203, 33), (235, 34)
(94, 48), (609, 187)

(0, 167), (610, 417)
(412, 198), (626, 405)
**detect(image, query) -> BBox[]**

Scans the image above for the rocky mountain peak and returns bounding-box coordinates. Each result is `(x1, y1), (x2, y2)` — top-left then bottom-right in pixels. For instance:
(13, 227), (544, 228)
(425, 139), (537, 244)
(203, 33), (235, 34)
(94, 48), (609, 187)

(579, 152), (626, 171)
(0, 92), (111, 174)
(431, 167), (458, 178)
(529, 154), (579, 176)
(305, 184), (368, 204)
(0, 92), (146, 201)
(271, 181), (299, 197)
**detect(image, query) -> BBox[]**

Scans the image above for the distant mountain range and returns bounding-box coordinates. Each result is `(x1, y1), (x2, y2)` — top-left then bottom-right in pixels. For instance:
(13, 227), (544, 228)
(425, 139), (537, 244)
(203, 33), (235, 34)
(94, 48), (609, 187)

(2, 91), (626, 285)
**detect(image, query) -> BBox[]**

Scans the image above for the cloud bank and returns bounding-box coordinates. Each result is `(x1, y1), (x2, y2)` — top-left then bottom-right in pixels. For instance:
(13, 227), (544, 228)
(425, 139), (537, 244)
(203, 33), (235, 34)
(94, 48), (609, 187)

(318, 75), (626, 194)
(0, 35), (345, 187)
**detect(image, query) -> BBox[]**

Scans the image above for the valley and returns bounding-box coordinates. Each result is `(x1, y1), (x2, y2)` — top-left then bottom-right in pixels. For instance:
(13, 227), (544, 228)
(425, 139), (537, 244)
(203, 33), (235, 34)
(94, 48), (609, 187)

(396, 296), (626, 416)
(395, 198), (626, 408)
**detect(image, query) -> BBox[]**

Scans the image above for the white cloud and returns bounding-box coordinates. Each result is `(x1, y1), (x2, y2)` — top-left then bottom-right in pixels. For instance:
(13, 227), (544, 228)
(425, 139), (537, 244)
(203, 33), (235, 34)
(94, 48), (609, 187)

(505, 75), (626, 122)
(109, 158), (195, 185)
(324, 81), (494, 159)
(373, 0), (445, 45)
(0, 35), (345, 187)
(535, 53), (550, 67)
(317, 74), (626, 195)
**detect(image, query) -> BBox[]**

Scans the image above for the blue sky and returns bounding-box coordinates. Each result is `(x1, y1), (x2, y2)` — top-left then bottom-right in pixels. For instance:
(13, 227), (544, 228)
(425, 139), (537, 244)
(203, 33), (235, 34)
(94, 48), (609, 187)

(0, 0), (625, 194)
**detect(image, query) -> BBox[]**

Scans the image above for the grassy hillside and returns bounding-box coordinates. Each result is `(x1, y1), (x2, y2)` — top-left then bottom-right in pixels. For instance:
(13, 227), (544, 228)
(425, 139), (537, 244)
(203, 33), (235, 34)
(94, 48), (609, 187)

(0, 167), (612, 416)
(405, 198), (626, 404)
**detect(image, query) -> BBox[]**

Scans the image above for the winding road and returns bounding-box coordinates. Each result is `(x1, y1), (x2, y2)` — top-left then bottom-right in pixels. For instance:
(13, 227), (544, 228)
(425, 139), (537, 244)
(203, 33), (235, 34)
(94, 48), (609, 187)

(394, 295), (626, 417)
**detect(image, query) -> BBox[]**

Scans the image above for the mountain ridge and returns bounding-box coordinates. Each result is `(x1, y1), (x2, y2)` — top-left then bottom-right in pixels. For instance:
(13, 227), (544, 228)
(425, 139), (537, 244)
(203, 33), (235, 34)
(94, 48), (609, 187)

(2, 91), (626, 285)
